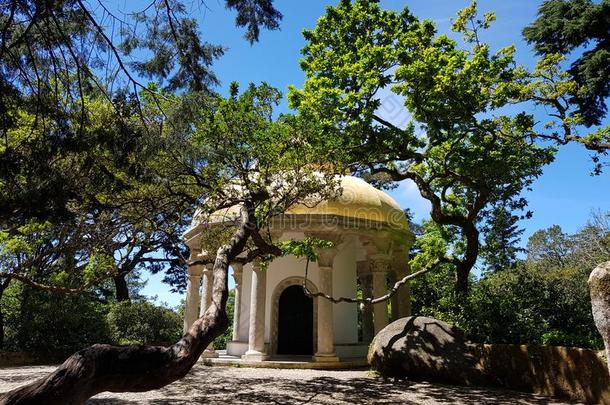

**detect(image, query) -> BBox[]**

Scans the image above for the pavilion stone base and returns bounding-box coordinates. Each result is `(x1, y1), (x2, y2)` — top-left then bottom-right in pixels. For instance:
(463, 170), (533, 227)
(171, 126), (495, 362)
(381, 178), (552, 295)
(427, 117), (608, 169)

(227, 341), (368, 362)
(227, 340), (248, 357)
(241, 350), (270, 362)
(203, 351), (369, 370)
(313, 354), (340, 362)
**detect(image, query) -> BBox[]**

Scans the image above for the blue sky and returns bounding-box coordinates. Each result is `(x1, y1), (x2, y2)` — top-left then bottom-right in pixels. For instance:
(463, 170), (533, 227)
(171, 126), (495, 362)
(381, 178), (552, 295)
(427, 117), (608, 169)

(137, 0), (610, 306)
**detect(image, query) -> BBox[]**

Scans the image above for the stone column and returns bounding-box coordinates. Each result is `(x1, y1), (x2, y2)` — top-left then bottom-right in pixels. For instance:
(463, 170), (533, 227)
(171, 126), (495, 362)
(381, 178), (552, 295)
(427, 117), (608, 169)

(394, 257), (412, 319)
(231, 263), (244, 342)
(357, 261), (374, 344)
(243, 261), (269, 361)
(314, 247), (339, 362)
(396, 263), (411, 318)
(371, 254), (390, 334)
(388, 272), (399, 322)
(183, 264), (203, 333)
(199, 264), (218, 358)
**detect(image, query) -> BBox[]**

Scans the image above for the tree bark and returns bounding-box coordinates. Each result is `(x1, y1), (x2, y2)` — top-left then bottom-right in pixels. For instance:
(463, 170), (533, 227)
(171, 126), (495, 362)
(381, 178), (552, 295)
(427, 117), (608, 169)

(113, 273), (130, 302)
(454, 267), (470, 297)
(0, 305), (4, 350)
(0, 279), (9, 350)
(0, 206), (253, 405)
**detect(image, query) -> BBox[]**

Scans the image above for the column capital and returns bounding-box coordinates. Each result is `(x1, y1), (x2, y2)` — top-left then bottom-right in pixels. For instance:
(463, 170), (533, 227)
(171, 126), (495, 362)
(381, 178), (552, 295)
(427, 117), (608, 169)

(317, 247), (338, 268)
(187, 264), (204, 277)
(189, 249), (202, 260)
(251, 259), (264, 272)
(370, 254), (391, 273)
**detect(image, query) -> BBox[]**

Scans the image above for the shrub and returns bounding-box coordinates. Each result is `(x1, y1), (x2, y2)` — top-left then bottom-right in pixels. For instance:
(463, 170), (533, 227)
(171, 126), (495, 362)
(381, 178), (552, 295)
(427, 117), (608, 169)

(411, 262), (603, 349)
(106, 301), (181, 345)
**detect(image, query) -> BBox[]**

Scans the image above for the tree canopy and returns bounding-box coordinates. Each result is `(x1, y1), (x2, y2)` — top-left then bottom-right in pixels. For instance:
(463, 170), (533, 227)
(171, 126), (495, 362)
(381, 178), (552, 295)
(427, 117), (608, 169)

(289, 0), (555, 294)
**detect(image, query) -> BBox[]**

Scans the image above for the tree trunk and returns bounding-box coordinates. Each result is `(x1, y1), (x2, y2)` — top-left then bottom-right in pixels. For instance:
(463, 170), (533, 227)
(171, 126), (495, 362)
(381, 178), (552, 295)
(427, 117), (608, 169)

(114, 273), (130, 302)
(0, 279), (11, 350)
(0, 207), (253, 405)
(454, 268), (469, 297)
(0, 305), (4, 350)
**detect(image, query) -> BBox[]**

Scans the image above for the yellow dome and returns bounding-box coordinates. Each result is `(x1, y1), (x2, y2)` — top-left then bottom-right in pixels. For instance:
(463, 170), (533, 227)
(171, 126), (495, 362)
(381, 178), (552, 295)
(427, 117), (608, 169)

(189, 175), (410, 236)
(286, 176), (408, 230)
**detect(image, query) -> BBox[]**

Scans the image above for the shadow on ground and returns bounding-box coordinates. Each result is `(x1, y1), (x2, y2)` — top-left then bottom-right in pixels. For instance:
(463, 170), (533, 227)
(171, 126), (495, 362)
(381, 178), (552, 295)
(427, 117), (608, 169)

(83, 366), (577, 405)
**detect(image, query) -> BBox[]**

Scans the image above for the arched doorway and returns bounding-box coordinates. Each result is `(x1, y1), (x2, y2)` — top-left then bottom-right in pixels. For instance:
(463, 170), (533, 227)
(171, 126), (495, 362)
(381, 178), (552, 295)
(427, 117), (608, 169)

(277, 285), (314, 355)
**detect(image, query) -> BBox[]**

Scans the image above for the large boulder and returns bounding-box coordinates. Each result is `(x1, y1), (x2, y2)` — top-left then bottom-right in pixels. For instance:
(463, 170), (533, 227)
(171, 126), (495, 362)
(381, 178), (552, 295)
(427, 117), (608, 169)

(589, 261), (610, 374)
(368, 316), (610, 403)
(368, 316), (483, 385)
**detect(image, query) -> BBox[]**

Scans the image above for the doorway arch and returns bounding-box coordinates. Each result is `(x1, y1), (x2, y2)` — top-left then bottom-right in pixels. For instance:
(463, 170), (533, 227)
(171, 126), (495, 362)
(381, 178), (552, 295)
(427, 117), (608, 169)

(270, 277), (318, 356)
(277, 285), (313, 355)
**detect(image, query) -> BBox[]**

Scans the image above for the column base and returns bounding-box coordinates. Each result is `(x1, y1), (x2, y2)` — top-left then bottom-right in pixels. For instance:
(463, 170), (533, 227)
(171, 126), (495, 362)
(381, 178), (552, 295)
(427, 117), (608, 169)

(241, 350), (269, 362)
(313, 353), (339, 362)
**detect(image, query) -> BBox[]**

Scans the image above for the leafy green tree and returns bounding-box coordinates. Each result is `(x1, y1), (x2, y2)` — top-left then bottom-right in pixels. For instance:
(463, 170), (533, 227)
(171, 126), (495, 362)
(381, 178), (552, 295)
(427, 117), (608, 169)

(2, 81), (339, 402)
(520, 1), (610, 174)
(0, 95), (192, 305)
(523, 0), (610, 128)
(526, 225), (572, 267)
(0, 1), (283, 226)
(465, 262), (601, 349)
(106, 301), (182, 346)
(289, 0), (554, 295)
(412, 212), (609, 349)
(1, 283), (112, 354)
(480, 202), (526, 274)
(570, 210), (610, 269)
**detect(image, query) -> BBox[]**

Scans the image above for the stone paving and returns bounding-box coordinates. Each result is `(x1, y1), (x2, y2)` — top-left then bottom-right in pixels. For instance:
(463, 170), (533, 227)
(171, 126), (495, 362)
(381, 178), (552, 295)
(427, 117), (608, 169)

(0, 364), (580, 404)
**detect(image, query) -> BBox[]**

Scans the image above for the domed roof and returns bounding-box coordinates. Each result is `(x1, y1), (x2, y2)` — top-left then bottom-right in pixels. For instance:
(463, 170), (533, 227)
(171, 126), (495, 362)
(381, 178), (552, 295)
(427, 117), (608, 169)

(191, 176), (409, 232)
(286, 176), (408, 230)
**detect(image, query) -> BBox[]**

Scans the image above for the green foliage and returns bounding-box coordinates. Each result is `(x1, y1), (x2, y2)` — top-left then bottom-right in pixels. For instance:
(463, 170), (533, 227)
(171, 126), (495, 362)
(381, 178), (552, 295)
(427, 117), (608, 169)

(465, 264), (601, 349)
(412, 212), (609, 349)
(523, 0), (610, 127)
(290, 0), (555, 294)
(0, 275), (184, 353)
(1, 284), (112, 353)
(106, 301), (182, 346)
(177, 82), (342, 255)
(279, 238), (335, 262)
(480, 203), (526, 274)
(0, 0), (284, 296)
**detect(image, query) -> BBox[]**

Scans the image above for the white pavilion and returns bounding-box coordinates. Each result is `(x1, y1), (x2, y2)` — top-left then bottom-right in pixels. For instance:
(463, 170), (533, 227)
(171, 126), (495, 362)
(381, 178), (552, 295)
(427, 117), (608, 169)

(182, 175), (414, 362)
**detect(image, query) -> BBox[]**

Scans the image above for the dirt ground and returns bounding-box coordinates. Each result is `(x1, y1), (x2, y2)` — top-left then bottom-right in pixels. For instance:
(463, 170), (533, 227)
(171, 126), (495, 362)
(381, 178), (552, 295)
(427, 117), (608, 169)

(0, 364), (579, 404)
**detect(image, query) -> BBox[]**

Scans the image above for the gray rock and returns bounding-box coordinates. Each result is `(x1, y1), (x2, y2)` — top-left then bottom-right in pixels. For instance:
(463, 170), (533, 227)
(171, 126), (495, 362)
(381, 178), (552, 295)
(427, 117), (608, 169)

(367, 316), (483, 385)
(368, 316), (610, 403)
(589, 261), (610, 375)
